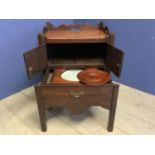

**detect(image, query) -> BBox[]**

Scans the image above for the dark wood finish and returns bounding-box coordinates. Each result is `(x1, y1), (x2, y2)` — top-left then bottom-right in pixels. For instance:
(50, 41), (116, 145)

(38, 33), (45, 46)
(46, 23), (100, 30)
(48, 58), (105, 69)
(42, 22), (54, 34)
(42, 69), (50, 84)
(105, 44), (124, 77)
(23, 22), (124, 132)
(43, 22), (113, 44)
(107, 33), (115, 46)
(35, 85), (47, 132)
(45, 30), (110, 43)
(108, 84), (119, 132)
(23, 46), (48, 79)
(77, 68), (111, 86)
(46, 43), (107, 69)
(35, 83), (113, 114)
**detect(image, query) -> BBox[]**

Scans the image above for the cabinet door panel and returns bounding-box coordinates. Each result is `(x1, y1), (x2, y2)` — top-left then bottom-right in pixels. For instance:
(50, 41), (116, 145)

(23, 46), (47, 79)
(105, 44), (124, 77)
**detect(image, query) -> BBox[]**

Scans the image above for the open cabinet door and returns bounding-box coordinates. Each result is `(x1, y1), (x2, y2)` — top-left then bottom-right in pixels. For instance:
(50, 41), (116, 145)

(23, 46), (48, 79)
(105, 44), (124, 77)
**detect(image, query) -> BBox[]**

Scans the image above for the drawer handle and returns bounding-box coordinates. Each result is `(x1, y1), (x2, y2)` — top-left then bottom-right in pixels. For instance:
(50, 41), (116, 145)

(70, 91), (84, 98)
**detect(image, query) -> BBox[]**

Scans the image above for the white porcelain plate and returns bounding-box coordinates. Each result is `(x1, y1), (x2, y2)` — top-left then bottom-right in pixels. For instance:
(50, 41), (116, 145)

(61, 69), (83, 81)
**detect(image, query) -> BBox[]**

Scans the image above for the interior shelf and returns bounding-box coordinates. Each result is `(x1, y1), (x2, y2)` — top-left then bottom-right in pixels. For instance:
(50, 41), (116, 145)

(48, 57), (105, 69)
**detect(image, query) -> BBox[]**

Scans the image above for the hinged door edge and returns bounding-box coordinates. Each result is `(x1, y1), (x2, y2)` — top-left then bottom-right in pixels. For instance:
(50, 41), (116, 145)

(23, 46), (47, 79)
(105, 44), (124, 77)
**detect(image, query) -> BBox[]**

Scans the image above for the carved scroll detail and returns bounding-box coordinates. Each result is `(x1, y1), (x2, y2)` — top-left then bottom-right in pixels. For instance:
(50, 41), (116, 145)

(41, 21), (110, 33)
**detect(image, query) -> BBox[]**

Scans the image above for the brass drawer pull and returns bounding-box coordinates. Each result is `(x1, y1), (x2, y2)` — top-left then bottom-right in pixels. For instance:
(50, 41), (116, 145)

(70, 91), (84, 98)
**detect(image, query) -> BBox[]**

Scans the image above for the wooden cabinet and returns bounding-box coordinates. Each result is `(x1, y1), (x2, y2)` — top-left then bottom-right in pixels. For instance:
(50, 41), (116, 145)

(23, 22), (124, 132)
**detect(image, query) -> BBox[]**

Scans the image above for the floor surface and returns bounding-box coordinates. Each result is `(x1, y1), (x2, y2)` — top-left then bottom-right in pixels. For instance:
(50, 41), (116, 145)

(0, 84), (155, 134)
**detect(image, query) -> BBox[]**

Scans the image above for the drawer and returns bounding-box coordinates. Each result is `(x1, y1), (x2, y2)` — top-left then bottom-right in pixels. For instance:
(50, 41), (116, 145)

(35, 84), (114, 114)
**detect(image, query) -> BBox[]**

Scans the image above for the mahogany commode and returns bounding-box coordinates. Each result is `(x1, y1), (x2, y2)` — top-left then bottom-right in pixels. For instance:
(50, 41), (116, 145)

(23, 22), (124, 132)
